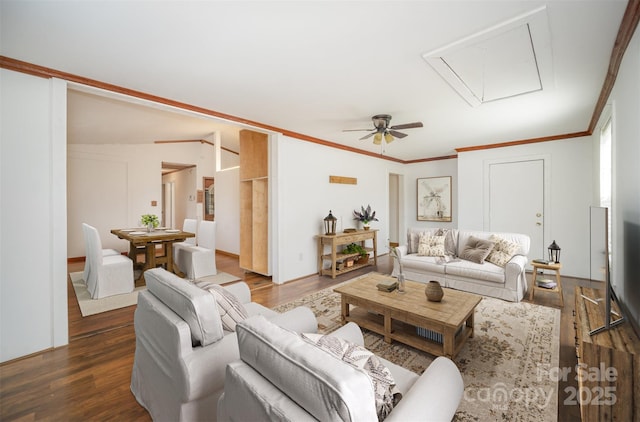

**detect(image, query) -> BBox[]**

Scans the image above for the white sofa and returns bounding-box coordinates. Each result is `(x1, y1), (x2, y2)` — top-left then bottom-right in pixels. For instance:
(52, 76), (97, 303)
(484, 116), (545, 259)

(392, 228), (530, 302)
(130, 268), (317, 422)
(218, 316), (464, 421)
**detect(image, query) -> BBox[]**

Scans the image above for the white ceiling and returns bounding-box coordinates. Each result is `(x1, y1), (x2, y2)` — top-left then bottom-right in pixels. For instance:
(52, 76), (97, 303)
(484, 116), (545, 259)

(0, 1), (629, 161)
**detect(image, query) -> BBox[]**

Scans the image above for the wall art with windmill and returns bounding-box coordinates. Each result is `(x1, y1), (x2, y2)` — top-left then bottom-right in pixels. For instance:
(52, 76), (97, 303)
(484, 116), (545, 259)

(417, 176), (452, 222)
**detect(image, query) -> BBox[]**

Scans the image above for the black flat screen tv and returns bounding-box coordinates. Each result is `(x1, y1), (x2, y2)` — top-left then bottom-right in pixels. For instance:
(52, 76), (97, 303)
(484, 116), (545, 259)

(587, 206), (625, 335)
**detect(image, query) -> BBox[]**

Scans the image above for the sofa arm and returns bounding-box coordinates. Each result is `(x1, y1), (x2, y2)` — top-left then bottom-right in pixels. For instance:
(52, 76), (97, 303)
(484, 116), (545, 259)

(505, 255), (528, 286)
(325, 322), (364, 346)
(268, 306), (318, 334)
(395, 244), (408, 257)
(222, 281), (251, 304)
(391, 245), (408, 276)
(386, 357), (463, 422)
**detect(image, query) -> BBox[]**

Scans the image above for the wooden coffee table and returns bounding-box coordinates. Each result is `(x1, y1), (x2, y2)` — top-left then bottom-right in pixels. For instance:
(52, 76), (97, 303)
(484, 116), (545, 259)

(334, 272), (482, 359)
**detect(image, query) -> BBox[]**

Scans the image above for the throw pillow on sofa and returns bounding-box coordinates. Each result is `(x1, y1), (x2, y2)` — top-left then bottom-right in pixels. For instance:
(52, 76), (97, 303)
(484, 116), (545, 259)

(417, 234), (446, 257)
(435, 228), (458, 257)
(301, 332), (402, 420)
(486, 235), (521, 267)
(407, 230), (432, 254)
(202, 284), (248, 331)
(459, 236), (495, 264)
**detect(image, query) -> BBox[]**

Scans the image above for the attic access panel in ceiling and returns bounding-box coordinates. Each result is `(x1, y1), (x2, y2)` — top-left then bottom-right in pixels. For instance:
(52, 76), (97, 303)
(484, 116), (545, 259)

(424, 6), (552, 107)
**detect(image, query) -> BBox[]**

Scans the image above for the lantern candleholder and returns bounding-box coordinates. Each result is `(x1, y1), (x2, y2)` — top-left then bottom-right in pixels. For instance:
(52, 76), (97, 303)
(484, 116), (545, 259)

(324, 210), (337, 235)
(548, 240), (561, 263)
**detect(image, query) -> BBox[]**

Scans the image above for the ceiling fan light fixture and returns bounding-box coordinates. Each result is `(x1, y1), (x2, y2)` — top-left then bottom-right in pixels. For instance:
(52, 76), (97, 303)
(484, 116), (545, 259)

(344, 114), (423, 146)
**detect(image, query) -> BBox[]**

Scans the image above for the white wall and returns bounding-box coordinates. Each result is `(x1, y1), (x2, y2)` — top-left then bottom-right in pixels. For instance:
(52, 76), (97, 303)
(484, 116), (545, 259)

(274, 135), (404, 283)
(67, 142), (214, 258)
(458, 137), (594, 278)
(607, 25), (640, 329)
(215, 166), (240, 255)
(1, 70), (68, 362)
(221, 148), (240, 170)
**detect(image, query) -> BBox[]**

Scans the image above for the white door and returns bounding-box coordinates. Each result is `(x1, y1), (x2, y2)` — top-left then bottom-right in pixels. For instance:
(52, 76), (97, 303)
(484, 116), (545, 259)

(488, 159), (545, 262)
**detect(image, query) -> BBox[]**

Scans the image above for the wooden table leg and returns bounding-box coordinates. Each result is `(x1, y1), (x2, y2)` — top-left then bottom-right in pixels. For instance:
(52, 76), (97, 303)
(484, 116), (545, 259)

(145, 243), (156, 271)
(555, 269), (564, 307)
(443, 327), (455, 358)
(341, 297), (349, 322)
(530, 264), (538, 301)
(165, 241), (175, 273)
(467, 312), (475, 338)
(384, 313), (392, 344)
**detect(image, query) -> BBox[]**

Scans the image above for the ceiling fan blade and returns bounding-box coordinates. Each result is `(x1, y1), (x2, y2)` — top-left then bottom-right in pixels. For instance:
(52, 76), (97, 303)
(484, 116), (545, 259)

(343, 129), (375, 132)
(390, 122), (423, 130)
(388, 130), (408, 139)
(359, 132), (376, 140)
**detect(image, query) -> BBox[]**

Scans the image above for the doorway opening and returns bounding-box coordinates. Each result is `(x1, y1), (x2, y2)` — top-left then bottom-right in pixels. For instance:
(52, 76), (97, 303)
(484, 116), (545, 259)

(162, 162), (197, 229)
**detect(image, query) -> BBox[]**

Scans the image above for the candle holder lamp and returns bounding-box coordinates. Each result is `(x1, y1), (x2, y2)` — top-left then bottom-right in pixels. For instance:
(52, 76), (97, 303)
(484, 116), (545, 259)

(548, 240), (561, 263)
(324, 210), (337, 235)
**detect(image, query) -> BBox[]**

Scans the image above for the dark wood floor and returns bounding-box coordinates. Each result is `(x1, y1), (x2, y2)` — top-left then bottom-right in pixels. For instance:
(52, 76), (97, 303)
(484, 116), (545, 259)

(0, 253), (599, 421)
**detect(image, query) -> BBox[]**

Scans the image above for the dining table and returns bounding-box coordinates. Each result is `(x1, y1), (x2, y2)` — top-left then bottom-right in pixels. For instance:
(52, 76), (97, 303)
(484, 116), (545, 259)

(111, 227), (195, 278)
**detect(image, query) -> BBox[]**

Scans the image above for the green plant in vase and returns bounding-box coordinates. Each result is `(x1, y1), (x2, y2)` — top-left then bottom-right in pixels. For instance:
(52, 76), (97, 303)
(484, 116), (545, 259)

(353, 204), (378, 230)
(141, 214), (160, 232)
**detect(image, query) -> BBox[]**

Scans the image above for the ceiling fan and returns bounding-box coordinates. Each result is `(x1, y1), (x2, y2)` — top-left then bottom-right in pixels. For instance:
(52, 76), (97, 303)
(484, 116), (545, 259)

(343, 114), (423, 145)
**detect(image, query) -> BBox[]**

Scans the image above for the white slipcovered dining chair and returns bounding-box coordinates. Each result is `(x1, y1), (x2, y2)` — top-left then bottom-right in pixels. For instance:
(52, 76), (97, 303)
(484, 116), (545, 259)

(85, 224), (135, 299)
(172, 218), (198, 272)
(82, 223), (120, 284)
(177, 221), (217, 280)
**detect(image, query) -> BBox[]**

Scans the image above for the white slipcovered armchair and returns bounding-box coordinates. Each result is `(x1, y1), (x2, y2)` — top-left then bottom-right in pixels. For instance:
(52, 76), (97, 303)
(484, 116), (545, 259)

(130, 268), (317, 421)
(81, 222), (120, 284)
(177, 220), (217, 280)
(83, 223), (134, 299)
(172, 218), (197, 272)
(218, 316), (464, 422)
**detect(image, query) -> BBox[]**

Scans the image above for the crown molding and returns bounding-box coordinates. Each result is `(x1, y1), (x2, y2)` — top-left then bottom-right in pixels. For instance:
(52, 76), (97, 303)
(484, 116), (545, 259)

(2, 0), (638, 167)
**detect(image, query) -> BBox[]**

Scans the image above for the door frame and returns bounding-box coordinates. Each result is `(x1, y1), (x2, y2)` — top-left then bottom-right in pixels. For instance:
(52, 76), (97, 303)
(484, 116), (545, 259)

(482, 154), (551, 261)
(388, 172), (404, 246)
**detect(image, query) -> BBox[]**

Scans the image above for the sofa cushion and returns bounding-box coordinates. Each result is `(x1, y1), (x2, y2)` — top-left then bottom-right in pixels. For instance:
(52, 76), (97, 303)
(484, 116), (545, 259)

(486, 235), (521, 267)
(444, 259), (505, 283)
(144, 268), (224, 346)
(459, 236), (495, 264)
(301, 332), (401, 420)
(236, 315), (378, 421)
(202, 285), (248, 331)
(435, 228), (458, 256)
(417, 234), (445, 257)
(402, 254), (447, 274)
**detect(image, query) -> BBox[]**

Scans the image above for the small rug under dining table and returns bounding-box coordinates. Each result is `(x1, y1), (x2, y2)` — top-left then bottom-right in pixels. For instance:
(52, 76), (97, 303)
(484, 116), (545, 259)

(69, 270), (240, 317)
(273, 273), (560, 421)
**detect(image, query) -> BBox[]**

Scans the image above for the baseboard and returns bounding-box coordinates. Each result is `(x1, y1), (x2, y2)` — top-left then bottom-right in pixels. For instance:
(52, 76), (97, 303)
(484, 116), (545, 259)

(216, 249), (239, 259)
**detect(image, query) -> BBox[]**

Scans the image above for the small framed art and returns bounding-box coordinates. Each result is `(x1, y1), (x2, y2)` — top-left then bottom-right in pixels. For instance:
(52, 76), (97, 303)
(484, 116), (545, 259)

(417, 176), (452, 222)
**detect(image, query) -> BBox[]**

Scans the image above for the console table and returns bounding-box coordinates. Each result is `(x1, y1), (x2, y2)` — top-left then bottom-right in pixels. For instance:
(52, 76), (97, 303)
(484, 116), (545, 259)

(574, 287), (639, 421)
(317, 229), (378, 278)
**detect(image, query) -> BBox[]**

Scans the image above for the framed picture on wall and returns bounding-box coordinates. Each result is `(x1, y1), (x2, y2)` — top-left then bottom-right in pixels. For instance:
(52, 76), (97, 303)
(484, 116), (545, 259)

(417, 176), (452, 222)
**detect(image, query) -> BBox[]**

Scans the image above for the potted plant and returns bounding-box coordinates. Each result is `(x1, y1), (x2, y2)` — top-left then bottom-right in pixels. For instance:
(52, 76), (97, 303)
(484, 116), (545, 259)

(342, 243), (369, 264)
(141, 214), (160, 232)
(353, 204), (378, 230)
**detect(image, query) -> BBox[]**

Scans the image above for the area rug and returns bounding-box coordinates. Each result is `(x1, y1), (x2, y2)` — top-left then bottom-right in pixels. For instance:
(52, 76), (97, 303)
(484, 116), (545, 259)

(274, 275), (560, 421)
(70, 270), (241, 317)
(69, 272), (145, 316)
